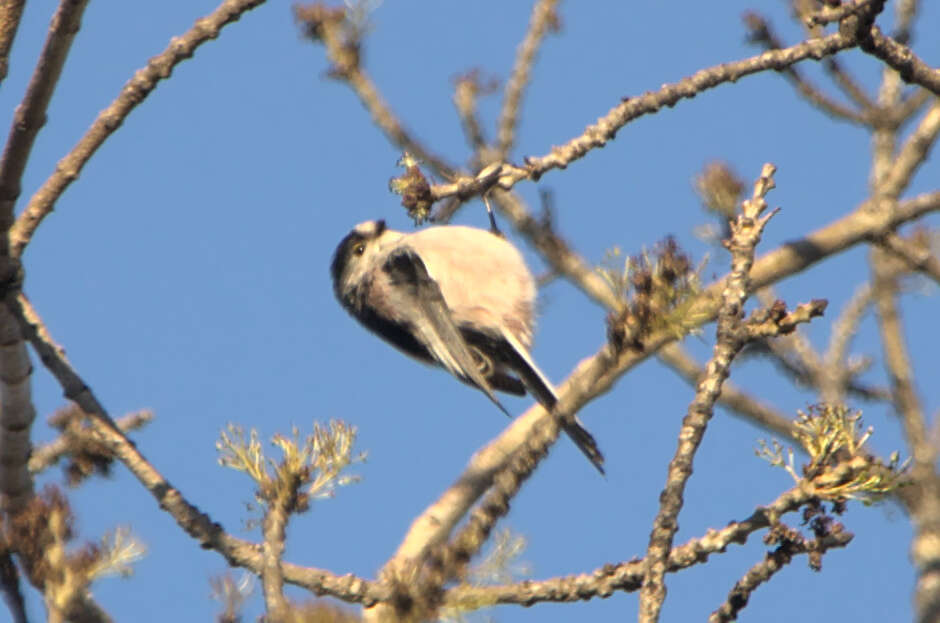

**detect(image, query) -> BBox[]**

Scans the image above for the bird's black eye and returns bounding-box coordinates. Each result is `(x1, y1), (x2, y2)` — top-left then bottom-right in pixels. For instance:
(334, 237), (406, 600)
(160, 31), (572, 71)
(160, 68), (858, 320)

(353, 243), (366, 256)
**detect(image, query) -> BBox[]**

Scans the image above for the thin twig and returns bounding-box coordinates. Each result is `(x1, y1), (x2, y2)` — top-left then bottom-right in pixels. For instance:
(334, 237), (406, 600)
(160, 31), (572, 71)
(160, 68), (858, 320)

(708, 530), (852, 623)
(871, 250), (932, 468)
(860, 26), (940, 96)
(743, 13), (870, 124)
(495, 0), (559, 159)
(0, 0), (26, 86)
(894, 89), (932, 126)
(871, 248), (940, 623)
(826, 56), (880, 113)
(425, 30), (863, 206)
(0, 0), (90, 254)
(9, 292), (120, 431)
(756, 286), (825, 376)
(658, 343), (795, 440)
(877, 231), (940, 285)
(444, 484), (815, 607)
(492, 190), (620, 309)
(452, 72), (491, 156)
(749, 337), (890, 402)
(9, 0), (270, 260)
(826, 284), (873, 368)
(638, 165), (782, 623)
(892, 0), (920, 44)
(821, 283), (874, 404)
(804, 0), (880, 26)
(879, 101), (940, 199)
(791, 7), (880, 118)
(28, 410), (154, 475)
(297, 5), (455, 180)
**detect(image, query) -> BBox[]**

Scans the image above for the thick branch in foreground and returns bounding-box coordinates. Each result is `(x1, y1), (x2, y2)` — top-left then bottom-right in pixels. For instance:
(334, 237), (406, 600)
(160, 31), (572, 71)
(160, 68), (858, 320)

(9, 0), (270, 260)
(373, 419), (558, 622)
(0, 303), (36, 513)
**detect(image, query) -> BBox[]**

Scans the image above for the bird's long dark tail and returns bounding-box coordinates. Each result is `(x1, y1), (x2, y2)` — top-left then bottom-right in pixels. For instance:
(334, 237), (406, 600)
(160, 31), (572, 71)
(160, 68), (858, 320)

(501, 333), (606, 475)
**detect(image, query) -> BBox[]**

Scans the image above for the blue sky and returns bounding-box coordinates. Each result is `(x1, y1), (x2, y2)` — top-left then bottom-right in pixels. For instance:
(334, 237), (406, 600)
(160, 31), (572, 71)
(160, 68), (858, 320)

(2, 1), (938, 621)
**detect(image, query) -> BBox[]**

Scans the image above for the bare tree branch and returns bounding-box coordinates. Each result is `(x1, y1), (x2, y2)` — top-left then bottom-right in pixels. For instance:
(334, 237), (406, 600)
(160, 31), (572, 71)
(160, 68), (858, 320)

(860, 26), (940, 95)
(8, 0), (270, 260)
(0, 303), (35, 513)
(820, 283), (875, 403)
(658, 343), (795, 440)
(894, 88), (932, 125)
(871, 250), (933, 472)
(892, 0), (920, 44)
(426, 29), (864, 206)
(295, 4), (456, 180)
(743, 12), (871, 124)
(709, 529), (852, 623)
(0, 0), (90, 251)
(27, 410), (154, 475)
(12, 290), (386, 604)
(445, 484), (816, 607)
(0, 0), (26, 86)
(804, 0), (882, 26)
(879, 101), (940, 199)
(492, 190), (621, 309)
(639, 165), (783, 623)
(495, 0), (558, 160)
(260, 500), (290, 620)
(878, 231), (940, 285)
(865, 37), (940, 618)
(452, 72), (490, 156)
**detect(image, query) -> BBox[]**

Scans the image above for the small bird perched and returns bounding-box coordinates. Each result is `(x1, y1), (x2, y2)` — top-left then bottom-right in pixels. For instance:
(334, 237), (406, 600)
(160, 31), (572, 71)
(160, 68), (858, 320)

(330, 219), (605, 474)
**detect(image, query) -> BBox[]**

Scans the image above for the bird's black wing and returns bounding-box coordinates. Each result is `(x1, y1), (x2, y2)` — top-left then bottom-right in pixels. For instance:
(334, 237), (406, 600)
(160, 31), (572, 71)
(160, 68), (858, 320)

(382, 247), (509, 414)
(496, 327), (606, 475)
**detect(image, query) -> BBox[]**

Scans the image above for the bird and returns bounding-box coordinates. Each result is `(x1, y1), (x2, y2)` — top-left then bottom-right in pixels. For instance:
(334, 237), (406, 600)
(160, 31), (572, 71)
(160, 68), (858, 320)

(330, 219), (604, 474)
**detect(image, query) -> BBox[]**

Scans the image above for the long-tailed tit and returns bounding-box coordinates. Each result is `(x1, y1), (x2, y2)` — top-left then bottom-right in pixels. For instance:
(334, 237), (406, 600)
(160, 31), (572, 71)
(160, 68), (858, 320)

(330, 220), (604, 473)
